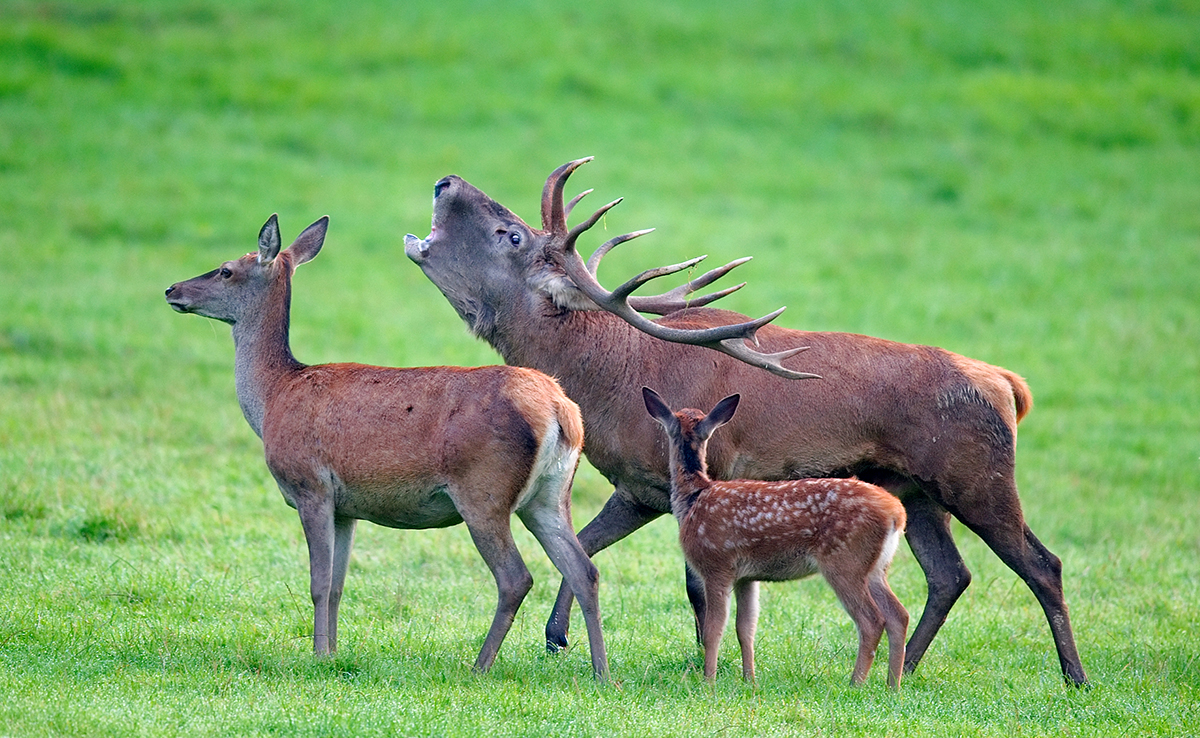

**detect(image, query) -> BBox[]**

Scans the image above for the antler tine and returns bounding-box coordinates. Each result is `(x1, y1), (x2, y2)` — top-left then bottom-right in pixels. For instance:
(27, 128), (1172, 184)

(583, 226), (754, 314)
(609, 256), (709, 302)
(565, 197), (624, 248)
(586, 229), (657, 276)
(559, 227), (820, 380)
(565, 189), (593, 218)
(628, 257), (752, 315)
(629, 283), (745, 314)
(718, 342), (814, 379)
(541, 157), (594, 234)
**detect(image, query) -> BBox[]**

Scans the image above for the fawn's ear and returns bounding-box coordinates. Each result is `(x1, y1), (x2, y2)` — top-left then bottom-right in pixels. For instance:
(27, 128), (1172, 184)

(258, 214), (282, 263)
(642, 387), (676, 429)
(698, 393), (740, 439)
(288, 216), (328, 266)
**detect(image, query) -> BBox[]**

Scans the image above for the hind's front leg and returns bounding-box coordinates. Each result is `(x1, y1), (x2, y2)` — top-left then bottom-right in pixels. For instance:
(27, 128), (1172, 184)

(296, 497), (336, 656)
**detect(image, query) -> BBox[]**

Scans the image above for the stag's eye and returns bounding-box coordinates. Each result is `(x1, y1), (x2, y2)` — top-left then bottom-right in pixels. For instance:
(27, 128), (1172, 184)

(509, 231), (522, 246)
(220, 267), (233, 279)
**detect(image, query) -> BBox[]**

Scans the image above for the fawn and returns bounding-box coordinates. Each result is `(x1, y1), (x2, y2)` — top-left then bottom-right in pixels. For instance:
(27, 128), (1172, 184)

(643, 387), (908, 687)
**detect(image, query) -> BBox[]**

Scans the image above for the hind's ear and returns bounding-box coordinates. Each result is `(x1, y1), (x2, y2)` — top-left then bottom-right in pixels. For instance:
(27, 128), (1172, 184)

(258, 214), (282, 263)
(288, 216), (328, 265)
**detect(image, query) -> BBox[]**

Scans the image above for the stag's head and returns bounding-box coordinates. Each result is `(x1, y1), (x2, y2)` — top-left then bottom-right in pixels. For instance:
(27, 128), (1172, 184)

(405, 158), (819, 380)
(403, 158), (609, 339)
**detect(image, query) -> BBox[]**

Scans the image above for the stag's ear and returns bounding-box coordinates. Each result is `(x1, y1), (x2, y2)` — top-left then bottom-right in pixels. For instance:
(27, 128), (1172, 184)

(288, 216), (328, 266)
(698, 394), (740, 440)
(642, 387), (676, 429)
(258, 214), (282, 264)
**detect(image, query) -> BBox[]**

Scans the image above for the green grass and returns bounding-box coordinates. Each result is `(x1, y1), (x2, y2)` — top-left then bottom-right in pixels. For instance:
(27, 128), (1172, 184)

(1, 0), (1198, 734)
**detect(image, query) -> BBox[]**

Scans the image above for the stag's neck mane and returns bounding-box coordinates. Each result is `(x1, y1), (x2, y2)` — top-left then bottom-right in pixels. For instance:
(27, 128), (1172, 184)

(485, 287), (631, 375)
(530, 266), (600, 314)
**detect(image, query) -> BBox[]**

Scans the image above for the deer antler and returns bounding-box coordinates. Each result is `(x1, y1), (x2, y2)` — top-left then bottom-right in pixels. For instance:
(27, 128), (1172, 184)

(560, 170), (757, 314)
(542, 157), (595, 235)
(590, 233), (751, 315)
(546, 161), (820, 381)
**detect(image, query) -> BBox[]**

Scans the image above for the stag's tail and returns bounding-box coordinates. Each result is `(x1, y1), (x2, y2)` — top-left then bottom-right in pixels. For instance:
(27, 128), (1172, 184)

(1002, 369), (1033, 424)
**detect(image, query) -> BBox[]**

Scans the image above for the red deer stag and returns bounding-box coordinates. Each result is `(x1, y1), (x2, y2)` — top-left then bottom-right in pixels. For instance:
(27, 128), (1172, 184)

(403, 157), (1087, 685)
(165, 214), (608, 679)
(643, 387), (908, 687)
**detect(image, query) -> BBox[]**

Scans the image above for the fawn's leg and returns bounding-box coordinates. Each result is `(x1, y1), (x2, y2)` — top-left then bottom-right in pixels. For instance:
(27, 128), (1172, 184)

(734, 580), (760, 682)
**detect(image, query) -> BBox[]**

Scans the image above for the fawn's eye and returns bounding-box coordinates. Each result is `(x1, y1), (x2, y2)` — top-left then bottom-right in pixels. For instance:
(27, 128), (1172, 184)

(220, 267), (232, 278)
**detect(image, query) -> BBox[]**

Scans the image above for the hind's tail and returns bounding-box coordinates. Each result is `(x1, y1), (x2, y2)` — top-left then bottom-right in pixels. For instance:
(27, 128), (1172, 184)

(552, 391), (584, 455)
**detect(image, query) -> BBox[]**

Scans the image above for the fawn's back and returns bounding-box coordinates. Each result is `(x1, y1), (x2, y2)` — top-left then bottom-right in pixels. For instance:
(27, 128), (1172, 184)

(679, 477), (906, 582)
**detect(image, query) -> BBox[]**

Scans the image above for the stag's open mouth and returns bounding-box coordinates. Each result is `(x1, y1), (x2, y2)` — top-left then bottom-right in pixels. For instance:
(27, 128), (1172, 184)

(403, 233), (431, 262)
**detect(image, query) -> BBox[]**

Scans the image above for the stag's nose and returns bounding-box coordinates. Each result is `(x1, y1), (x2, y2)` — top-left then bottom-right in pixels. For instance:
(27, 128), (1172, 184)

(165, 284), (176, 297)
(434, 177), (453, 199)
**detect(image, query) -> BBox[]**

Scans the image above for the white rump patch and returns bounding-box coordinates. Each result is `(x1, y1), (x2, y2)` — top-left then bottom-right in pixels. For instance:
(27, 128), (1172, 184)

(871, 525), (904, 582)
(513, 417), (578, 517)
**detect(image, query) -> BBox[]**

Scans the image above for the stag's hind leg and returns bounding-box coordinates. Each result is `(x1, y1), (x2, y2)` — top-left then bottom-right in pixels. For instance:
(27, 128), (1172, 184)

(948, 476), (1087, 686)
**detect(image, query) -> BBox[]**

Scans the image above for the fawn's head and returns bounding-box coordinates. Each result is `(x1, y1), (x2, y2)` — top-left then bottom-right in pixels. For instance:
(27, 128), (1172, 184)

(166, 214), (327, 325)
(642, 387), (740, 479)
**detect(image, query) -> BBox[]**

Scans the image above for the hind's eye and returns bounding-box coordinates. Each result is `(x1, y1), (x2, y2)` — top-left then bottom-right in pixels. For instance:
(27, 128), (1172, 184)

(509, 232), (522, 246)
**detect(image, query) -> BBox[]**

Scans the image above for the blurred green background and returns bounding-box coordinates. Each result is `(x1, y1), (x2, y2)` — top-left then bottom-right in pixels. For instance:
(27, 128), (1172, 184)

(1, 1), (1197, 735)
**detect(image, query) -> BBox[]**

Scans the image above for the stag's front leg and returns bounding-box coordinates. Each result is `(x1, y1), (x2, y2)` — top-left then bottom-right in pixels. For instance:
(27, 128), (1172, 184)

(545, 487), (662, 652)
(900, 491), (972, 674)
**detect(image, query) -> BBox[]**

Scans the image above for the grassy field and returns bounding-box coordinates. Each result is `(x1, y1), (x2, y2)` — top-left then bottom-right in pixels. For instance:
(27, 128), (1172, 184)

(1, 0), (1198, 735)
